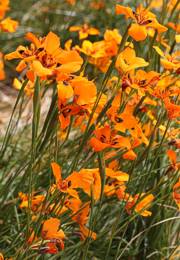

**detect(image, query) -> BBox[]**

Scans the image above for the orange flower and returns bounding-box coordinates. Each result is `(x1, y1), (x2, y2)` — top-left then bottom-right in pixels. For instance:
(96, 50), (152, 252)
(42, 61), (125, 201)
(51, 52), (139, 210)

(175, 34), (180, 43)
(105, 181), (128, 198)
(65, 197), (82, 213)
(107, 105), (149, 145)
(0, 0), (9, 20)
(173, 178), (180, 210)
(90, 0), (105, 10)
(106, 168), (129, 182)
(66, 0), (76, 5)
(167, 149), (180, 170)
(18, 192), (45, 212)
(51, 162), (79, 198)
(163, 97), (180, 119)
(104, 29), (122, 45)
(0, 253), (4, 260)
(79, 225), (97, 240)
(76, 29), (121, 72)
(116, 4), (167, 41)
(150, 0), (180, 12)
(126, 194), (154, 217)
(169, 139), (180, 149)
(104, 168), (129, 198)
(57, 76), (97, 105)
(67, 168), (101, 201)
(0, 17), (18, 32)
(41, 218), (65, 253)
(105, 150), (119, 170)
(153, 46), (180, 72)
(116, 47), (149, 74)
(5, 32), (83, 81)
(77, 40), (106, 59)
(54, 49), (83, 74)
(90, 125), (131, 152)
(58, 103), (88, 130)
(0, 52), (5, 80)
(69, 24), (99, 40)
(27, 229), (39, 245)
(72, 202), (97, 240)
(52, 163), (101, 200)
(13, 78), (34, 96)
(135, 194), (155, 216)
(122, 149), (137, 161)
(167, 22), (180, 34)
(121, 69), (159, 95)
(0, 1), (18, 82)
(42, 218), (65, 240)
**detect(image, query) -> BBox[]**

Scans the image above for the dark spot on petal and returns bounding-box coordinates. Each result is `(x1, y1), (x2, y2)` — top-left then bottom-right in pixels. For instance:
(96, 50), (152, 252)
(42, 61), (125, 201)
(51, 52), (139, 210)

(63, 80), (69, 86)
(18, 50), (25, 54)
(38, 47), (44, 52)
(115, 117), (123, 123)
(141, 19), (152, 25)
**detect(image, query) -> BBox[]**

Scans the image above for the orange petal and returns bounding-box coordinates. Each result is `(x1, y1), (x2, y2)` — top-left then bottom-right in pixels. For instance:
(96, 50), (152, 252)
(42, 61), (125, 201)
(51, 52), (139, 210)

(150, 21), (167, 33)
(26, 32), (41, 47)
(31, 60), (52, 77)
(5, 48), (23, 60)
(16, 60), (27, 72)
(92, 170), (101, 200)
(51, 162), (62, 183)
(88, 28), (100, 35)
(0, 17), (18, 32)
(106, 168), (129, 182)
(59, 114), (70, 130)
(79, 31), (88, 40)
(67, 169), (101, 199)
(42, 218), (65, 240)
(57, 82), (74, 101)
(167, 149), (177, 165)
(115, 5), (134, 19)
(72, 77), (97, 105)
(44, 31), (60, 54)
(57, 50), (82, 64)
(26, 70), (35, 82)
(79, 225), (97, 240)
(66, 188), (79, 199)
(173, 179), (180, 209)
(128, 24), (147, 41)
(13, 78), (22, 90)
(67, 170), (94, 191)
(69, 26), (82, 32)
(135, 194), (154, 216)
(153, 46), (165, 57)
(56, 50), (83, 73)
(123, 150), (137, 160)
(89, 137), (110, 152)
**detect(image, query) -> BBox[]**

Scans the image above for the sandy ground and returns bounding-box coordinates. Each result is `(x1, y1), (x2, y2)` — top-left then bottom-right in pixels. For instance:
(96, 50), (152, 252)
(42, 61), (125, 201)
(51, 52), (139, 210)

(0, 84), (17, 135)
(0, 84), (52, 135)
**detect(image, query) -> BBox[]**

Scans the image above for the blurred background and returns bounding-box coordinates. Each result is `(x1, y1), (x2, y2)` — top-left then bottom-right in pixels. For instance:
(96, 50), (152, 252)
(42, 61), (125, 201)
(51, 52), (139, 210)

(0, 0), (162, 85)
(0, 0), (172, 131)
(1, 0), (145, 81)
(0, 0), (119, 130)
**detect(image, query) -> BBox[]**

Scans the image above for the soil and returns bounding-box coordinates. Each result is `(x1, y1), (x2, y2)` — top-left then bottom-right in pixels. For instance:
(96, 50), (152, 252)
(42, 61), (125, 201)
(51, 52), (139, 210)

(0, 83), (52, 135)
(0, 84), (17, 135)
